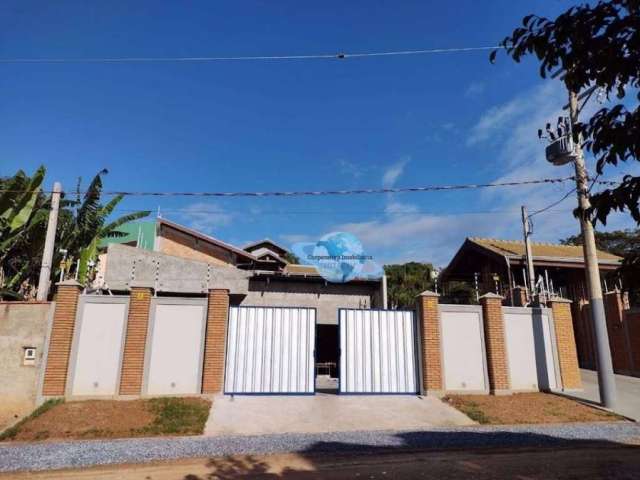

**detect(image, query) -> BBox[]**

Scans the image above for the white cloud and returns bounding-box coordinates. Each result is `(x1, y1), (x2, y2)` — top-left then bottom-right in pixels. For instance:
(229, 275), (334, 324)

(338, 158), (367, 179)
(465, 81), (486, 98)
(178, 202), (232, 233)
(382, 157), (410, 187)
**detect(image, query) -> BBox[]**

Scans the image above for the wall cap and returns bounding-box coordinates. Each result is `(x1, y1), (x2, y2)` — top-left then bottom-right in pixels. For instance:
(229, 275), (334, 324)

(548, 297), (573, 304)
(128, 281), (155, 289)
(479, 293), (503, 300)
(417, 290), (439, 298)
(55, 280), (82, 287)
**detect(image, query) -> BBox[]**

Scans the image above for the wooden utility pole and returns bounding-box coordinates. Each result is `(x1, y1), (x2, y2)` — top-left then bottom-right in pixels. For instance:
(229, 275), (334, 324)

(521, 206), (536, 304)
(36, 182), (61, 301)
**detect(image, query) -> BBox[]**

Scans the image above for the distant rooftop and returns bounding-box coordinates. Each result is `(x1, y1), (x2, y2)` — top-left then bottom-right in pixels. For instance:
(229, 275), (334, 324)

(468, 237), (622, 265)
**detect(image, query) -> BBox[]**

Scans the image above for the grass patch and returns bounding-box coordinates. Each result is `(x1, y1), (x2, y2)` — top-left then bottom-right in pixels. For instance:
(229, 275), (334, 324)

(137, 397), (210, 436)
(0, 399), (63, 441)
(444, 398), (491, 424)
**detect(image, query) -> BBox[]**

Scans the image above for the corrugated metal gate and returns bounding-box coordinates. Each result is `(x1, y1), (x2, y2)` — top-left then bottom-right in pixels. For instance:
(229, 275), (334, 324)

(339, 309), (418, 394)
(224, 306), (316, 394)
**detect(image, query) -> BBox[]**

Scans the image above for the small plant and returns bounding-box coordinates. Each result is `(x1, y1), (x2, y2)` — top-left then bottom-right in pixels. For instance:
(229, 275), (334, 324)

(0, 398), (63, 441)
(138, 398), (210, 436)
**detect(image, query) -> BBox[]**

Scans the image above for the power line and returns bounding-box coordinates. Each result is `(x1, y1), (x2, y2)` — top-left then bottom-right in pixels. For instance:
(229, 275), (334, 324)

(0, 46), (502, 64)
(0, 176), (581, 197)
(528, 187), (577, 218)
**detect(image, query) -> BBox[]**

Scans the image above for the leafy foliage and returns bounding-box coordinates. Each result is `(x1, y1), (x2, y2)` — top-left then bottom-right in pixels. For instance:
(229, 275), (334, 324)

(0, 167), (50, 298)
(384, 262), (435, 309)
(0, 166), (149, 298)
(492, 0), (640, 225)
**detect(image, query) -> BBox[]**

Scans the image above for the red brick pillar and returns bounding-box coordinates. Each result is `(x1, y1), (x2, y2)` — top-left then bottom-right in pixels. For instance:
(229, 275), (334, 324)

(42, 280), (82, 396)
(417, 291), (443, 395)
(480, 293), (510, 394)
(548, 298), (582, 390)
(202, 289), (230, 394)
(604, 290), (633, 373)
(119, 286), (153, 395)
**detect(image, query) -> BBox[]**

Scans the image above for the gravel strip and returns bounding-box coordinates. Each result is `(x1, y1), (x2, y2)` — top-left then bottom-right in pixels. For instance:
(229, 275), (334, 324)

(0, 422), (639, 473)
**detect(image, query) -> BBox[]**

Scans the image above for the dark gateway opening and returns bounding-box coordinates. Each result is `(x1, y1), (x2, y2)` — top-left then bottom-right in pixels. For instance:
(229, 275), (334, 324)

(315, 325), (339, 393)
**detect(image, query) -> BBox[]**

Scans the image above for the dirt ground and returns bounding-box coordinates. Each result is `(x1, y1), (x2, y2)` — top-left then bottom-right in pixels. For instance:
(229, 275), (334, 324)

(3, 445), (640, 479)
(444, 392), (623, 425)
(2, 397), (211, 442)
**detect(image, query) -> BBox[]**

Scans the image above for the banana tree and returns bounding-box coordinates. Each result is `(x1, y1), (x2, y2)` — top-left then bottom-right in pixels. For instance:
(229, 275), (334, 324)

(57, 170), (150, 284)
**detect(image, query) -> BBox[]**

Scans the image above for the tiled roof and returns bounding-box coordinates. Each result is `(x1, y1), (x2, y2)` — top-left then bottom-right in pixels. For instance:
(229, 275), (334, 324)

(468, 237), (622, 264)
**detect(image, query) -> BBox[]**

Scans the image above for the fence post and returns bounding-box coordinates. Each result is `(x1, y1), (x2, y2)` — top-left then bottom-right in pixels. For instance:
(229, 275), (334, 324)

(417, 290), (443, 395)
(202, 289), (230, 394)
(42, 280), (82, 396)
(119, 284), (153, 395)
(548, 297), (582, 390)
(480, 293), (511, 395)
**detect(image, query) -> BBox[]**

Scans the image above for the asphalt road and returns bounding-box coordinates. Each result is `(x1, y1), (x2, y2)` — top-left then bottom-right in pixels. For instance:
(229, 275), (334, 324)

(2, 445), (639, 479)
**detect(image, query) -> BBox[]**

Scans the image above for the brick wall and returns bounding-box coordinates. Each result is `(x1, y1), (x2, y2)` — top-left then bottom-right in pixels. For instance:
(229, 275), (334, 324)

(626, 310), (640, 375)
(202, 289), (229, 393)
(548, 298), (582, 390)
(42, 281), (81, 396)
(480, 294), (510, 393)
(158, 226), (232, 266)
(119, 287), (152, 395)
(604, 291), (633, 373)
(417, 291), (443, 393)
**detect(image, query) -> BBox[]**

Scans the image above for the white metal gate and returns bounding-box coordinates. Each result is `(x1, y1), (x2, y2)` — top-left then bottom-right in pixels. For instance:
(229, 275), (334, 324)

(339, 309), (418, 394)
(145, 298), (207, 395)
(224, 306), (316, 394)
(68, 296), (129, 396)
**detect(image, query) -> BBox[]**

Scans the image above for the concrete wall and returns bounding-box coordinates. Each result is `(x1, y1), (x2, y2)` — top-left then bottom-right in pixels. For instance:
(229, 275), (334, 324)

(239, 278), (381, 325)
(0, 302), (53, 428)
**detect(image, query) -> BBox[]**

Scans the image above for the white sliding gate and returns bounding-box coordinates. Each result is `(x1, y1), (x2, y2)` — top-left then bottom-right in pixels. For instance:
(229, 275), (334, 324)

(68, 296), (129, 396)
(504, 307), (560, 391)
(339, 309), (418, 394)
(224, 306), (316, 394)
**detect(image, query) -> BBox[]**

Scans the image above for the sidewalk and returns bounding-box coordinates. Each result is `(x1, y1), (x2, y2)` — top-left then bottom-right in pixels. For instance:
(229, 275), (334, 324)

(568, 369), (640, 421)
(1, 422), (639, 473)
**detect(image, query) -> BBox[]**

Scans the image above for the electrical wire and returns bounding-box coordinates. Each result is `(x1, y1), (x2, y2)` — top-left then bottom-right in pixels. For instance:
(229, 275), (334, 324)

(0, 46), (502, 64)
(0, 176), (579, 197)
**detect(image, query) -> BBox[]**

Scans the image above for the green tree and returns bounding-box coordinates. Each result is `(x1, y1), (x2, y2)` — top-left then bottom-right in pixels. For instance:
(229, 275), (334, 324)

(56, 169), (150, 283)
(491, 1), (640, 225)
(384, 262), (435, 310)
(0, 167), (51, 298)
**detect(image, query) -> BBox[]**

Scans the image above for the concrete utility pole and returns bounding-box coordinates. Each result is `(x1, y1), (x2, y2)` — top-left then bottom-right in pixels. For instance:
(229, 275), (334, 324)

(521, 206), (536, 303)
(568, 89), (617, 408)
(36, 182), (62, 301)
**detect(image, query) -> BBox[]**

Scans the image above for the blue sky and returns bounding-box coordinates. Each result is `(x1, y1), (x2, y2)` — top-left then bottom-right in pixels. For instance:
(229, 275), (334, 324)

(2, 1), (637, 266)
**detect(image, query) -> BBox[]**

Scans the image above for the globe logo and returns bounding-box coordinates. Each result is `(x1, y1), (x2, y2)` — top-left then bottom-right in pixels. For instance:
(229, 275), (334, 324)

(291, 232), (383, 283)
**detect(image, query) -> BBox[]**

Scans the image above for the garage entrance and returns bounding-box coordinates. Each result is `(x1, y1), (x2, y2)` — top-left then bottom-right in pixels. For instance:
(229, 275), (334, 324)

(338, 309), (419, 394)
(224, 306), (316, 394)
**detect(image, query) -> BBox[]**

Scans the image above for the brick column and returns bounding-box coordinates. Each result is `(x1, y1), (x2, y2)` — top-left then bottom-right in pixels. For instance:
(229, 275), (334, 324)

(417, 291), (443, 395)
(480, 293), (510, 394)
(604, 290), (633, 373)
(42, 280), (82, 396)
(119, 286), (152, 395)
(202, 289), (230, 394)
(548, 298), (582, 390)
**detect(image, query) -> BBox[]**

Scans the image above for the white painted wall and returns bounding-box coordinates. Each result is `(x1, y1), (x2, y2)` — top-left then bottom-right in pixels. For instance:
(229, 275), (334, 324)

(339, 309), (417, 394)
(146, 303), (205, 395)
(70, 301), (127, 396)
(225, 307), (315, 394)
(441, 307), (487, 392)
(504, 308), (558, 391)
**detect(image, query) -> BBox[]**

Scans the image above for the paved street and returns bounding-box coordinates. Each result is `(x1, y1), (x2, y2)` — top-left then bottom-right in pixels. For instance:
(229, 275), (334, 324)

(569, 370), (640, 421)
(2, 445), (640, 479)
(1, 422), (639, 473)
